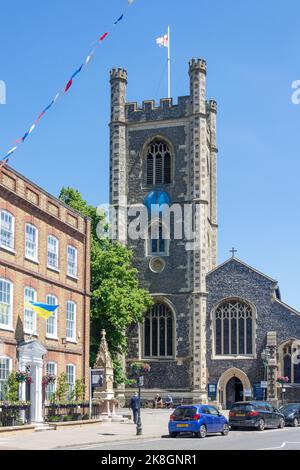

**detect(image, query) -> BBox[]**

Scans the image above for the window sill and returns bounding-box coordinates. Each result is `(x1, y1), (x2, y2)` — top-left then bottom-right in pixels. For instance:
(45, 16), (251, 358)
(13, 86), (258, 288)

(25, 257), (39, 265)
(0, 245), (16, 255)
(24, 331), (39, 337)
(66, 338), (78, 344)
(148, 253), (169, 258)
(212, 355), (256, 360)
(67, 274), (78, 281)
(46, 335), (59, 341)
(47, 265), (60, 273)
(141, 357), (176, 362)
(0, 325), (14, 332)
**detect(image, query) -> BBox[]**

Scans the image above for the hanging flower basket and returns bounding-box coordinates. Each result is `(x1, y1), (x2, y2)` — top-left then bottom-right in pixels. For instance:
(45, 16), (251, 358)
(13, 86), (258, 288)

(130, 362), (151, 375)
(42, 374), (56, 386)
(15, 371), (33, 384)
(277, 376), (289, 384)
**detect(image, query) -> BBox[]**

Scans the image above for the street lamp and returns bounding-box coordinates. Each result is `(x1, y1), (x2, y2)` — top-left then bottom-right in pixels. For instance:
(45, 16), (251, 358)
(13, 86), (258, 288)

(261, 347), (271, 400)
(130, 362), (151, 437)
(136, 376), (143, 436)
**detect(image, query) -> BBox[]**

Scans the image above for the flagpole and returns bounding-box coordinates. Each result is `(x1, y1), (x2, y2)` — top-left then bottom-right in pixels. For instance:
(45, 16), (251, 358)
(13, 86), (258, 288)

(167, 26), (171, 98)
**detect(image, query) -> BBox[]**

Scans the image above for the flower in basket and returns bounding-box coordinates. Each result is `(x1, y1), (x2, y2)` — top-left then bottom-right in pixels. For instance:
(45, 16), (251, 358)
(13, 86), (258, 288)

(42, 374), (56, 386)
(130, 362), (151, 375)
(16, 370), (32, 383)
(277, 376), (289, 384)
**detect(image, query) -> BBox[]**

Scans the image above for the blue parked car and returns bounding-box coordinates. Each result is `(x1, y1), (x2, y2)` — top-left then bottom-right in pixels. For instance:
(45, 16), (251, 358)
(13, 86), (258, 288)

(168, 405), (229, 438)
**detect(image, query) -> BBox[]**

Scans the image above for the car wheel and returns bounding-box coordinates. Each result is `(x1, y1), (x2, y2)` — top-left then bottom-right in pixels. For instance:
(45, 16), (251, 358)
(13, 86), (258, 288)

(257, 419), (265, 431)
(197, 424), (207, 439)
(293, 418), (299, 427)
(278, 418), (285, 429)
(222, 424), (230, 436)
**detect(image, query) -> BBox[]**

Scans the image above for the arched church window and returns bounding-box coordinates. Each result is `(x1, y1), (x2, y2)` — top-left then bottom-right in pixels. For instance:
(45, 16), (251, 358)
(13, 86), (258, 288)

(146, 140), (172, 185)
(214, 300), (254, 356)
(143, 303), (174, 358)
(280, 341), (300, 384)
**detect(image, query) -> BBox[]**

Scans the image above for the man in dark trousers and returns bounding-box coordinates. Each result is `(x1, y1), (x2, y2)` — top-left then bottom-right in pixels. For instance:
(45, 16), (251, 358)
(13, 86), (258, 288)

(130, 392), (140, 424)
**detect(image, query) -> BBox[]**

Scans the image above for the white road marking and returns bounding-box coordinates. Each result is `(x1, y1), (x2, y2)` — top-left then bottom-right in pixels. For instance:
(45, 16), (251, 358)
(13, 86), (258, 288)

(260, 441), (300, 450)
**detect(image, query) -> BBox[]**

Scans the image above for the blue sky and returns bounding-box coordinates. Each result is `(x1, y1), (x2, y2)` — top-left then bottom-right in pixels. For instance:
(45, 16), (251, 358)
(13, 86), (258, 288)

(1, 0), (300, 308)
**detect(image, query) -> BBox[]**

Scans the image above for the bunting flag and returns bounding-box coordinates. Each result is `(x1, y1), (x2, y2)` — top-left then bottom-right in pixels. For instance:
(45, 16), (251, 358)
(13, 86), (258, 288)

(26, 301), (58, 320)
(0, 0), (135, 170)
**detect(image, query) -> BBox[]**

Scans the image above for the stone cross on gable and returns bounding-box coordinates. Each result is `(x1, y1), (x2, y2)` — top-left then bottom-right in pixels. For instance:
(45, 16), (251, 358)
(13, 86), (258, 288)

(230, 247), (237, 258)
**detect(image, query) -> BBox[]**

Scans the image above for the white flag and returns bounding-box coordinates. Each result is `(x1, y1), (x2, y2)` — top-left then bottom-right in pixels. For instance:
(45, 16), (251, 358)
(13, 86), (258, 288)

(156, 34), (169, 48)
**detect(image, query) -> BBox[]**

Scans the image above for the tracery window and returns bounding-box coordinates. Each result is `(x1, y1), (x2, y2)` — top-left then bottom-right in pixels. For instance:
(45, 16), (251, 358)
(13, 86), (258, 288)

(214, 300), (254, 356)
(143, 303), (174, 358)
(281, 342), (300, 384)
(146, 140), (171, 185)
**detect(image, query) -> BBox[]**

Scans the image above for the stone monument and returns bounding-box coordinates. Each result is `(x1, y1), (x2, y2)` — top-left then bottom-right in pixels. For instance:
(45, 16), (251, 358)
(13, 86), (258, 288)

(93, 329), (123, 421)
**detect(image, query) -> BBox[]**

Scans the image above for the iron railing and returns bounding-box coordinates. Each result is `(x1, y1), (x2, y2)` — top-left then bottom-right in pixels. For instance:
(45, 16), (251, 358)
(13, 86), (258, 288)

(0, 404), (31, 427)
(44, 402), (101, 423)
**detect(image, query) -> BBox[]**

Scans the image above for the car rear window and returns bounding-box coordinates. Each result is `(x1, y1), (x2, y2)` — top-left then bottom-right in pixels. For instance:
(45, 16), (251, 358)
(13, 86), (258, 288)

(173, 407), (197, 420)
(231, 404), (254, 412)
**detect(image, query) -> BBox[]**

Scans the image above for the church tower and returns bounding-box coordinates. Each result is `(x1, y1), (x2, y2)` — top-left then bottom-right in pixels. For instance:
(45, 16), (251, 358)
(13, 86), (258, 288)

(109, 59), (218, 401)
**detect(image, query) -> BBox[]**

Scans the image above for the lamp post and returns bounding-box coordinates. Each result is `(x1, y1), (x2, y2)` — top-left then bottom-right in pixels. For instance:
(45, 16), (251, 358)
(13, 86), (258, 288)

(136, 376), (143, 436)
(277, 376), (289, 405)
(130, 362), (151, 437)
(261, 347), (271, 400)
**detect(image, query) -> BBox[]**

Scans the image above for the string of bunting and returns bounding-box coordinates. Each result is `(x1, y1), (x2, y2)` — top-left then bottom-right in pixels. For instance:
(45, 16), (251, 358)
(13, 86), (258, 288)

(0, 0), (135, 171)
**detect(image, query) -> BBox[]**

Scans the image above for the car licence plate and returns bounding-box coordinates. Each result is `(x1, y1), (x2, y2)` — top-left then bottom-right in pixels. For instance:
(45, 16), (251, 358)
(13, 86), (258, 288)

(177, 424), (189, 428)
(236, 413), (245, 417)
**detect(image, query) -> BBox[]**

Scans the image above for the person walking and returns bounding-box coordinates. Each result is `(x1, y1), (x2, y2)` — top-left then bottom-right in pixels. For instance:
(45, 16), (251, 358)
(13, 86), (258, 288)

(130, 392), (140, 424)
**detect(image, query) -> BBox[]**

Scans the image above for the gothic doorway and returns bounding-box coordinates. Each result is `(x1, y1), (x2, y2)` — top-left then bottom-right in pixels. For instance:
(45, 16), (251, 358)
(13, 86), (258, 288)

(226, 377), (243, 409)
(217, 367), (251, 409)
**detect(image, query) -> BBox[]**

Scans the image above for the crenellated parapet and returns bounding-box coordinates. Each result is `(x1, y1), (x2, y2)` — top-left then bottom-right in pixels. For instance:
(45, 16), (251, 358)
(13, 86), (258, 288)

(125, 96), (190, 122)
(189, 58), (207, 75)
(207, 99), (217, 114)
(110, 67), (128, 83)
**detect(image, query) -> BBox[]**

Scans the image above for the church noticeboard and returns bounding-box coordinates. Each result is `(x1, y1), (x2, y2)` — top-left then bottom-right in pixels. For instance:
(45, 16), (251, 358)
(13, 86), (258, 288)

(91, 368), (104, 395)
(208, 384), (217, 400)
(253, 383), (264, 400)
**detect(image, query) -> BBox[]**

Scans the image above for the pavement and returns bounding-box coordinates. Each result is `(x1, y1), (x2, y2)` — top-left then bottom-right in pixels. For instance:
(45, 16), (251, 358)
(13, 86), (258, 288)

(0, 409), (171, 450)
(0, 409), (300, 450)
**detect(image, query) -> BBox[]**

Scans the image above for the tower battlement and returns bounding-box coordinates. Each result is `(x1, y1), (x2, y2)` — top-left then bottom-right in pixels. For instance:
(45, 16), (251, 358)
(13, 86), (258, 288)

(189, 58), (207, 74)
(110, 67), (128, 82)
(125, 96), (190, 122)
(207, 99), (217, 113)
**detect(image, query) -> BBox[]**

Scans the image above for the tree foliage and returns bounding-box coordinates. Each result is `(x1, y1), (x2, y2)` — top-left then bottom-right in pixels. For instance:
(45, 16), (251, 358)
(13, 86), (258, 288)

(6, 373), (19, 402)
(59, 187), (153, 375)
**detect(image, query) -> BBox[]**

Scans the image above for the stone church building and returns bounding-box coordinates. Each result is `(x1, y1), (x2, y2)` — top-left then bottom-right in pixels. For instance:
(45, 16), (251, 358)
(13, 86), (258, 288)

(109, 58), (300, 408)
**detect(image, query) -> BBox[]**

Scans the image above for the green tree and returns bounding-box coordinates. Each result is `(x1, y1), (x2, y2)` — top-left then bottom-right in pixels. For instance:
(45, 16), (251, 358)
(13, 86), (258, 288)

(6, 373), (19, 402)
(59, 188), (153, 382)
(55, 373), (69, 402)
(74, 378), (86, 401)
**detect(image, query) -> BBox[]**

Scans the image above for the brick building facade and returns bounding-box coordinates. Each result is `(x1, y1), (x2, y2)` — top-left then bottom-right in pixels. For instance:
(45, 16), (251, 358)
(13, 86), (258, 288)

(0, 166), (91, 421)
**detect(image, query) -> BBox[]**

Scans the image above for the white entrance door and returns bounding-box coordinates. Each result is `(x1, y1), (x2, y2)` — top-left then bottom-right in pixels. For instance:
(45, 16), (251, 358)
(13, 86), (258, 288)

(29, 363), (44, 422)
(18, 340), (47, 423)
